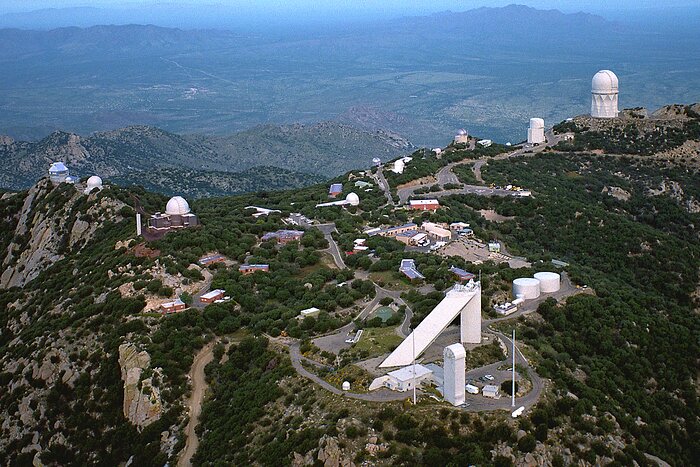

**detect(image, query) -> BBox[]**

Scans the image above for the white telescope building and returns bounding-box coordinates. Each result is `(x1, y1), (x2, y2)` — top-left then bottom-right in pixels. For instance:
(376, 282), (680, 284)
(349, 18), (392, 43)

(591, 70), (619, 118)
(454, 129), (469, 144)
(316, 192), (360, 208)
(380, 282), (481, 368)
(527, 118), (545, 145)
(443, 344), (466, 406)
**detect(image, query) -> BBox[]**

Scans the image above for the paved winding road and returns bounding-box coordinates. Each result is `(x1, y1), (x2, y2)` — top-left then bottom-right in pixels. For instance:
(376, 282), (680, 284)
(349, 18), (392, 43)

(316, 223), (347, 269)
(287, 341), (411, 402)
(397, 130), (565, 204)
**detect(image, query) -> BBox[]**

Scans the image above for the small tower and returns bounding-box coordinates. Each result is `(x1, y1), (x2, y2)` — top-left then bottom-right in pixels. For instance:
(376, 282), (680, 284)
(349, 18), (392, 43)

(591, 70), (619, 118)
(527, 118), (545, 145)
(444, 343), (466, 406)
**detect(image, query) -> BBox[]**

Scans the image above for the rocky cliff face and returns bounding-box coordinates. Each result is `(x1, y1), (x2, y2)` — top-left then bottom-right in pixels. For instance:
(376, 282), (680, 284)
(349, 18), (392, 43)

(118, 343), (163, 429)
(0, 178), (126, 288)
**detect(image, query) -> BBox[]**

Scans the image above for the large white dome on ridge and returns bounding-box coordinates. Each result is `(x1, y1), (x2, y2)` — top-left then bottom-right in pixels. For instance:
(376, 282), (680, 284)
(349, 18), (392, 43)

(592, 70), (618, 94)
(86, 175), (102, 189)
(345, 192), (360, 206)
(166, 196), (191, 215)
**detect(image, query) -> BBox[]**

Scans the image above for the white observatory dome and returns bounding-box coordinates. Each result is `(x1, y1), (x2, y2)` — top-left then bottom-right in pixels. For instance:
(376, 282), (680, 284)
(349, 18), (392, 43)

(165, 196), (191, 216)
(591, 70), (619, 118)
(86, 175), (103, 189)
(529, 118), (545, 129)
(592, 70), (619, 94)
(393, 159), (405, 174)
(49, 162), (68, 174)
(533, 272), (561, 293)
(457, 129), (467, 135)
(345, 192), (360, 206)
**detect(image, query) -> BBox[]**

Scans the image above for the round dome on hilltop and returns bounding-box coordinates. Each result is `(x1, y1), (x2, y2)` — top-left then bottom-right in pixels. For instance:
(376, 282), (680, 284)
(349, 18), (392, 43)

(48, 162), (69, 174)
(166, 196), (191, 215)
(86, 175), (102, 189)
(592, 70), (618, 94)
(345, 192), (360, 206)
(456, 128), (467, 135)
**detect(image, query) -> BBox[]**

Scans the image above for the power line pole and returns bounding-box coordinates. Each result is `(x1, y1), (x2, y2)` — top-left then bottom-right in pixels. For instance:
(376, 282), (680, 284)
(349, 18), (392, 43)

(412, 328), (417, 405)
(512, 328), (516, 407)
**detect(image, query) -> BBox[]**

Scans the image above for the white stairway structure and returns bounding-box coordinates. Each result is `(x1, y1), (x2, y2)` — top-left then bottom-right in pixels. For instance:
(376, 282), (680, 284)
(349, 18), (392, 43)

(379, 282), (481, 368)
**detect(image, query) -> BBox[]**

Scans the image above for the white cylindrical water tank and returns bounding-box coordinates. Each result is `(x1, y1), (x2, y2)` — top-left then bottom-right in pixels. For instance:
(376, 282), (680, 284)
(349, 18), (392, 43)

(342, 381), (351, 391)
(534, 272), (561, 293)
(513, 278), (541, 300)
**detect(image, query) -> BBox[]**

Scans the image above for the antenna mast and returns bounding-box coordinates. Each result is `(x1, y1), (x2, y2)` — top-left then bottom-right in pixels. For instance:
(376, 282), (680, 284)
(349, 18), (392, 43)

(512, 329), (516, 407)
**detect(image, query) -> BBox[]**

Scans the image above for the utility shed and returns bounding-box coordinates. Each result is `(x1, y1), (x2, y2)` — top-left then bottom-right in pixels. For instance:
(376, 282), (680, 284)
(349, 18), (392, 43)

(483, 384), (501, 399)
(369, 364), (433, 392)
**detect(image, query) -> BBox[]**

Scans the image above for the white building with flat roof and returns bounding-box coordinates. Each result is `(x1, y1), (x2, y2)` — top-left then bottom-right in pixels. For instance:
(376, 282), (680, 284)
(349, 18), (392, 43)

(422, 222), (451, 242)
(369, 364), (433, 392)
(483, 384), (500, 399)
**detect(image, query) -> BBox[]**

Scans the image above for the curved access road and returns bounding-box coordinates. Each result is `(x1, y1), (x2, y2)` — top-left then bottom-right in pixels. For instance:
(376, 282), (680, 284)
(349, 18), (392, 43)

(316, 222), (346, 269)
(178, 341), (216, 467)
(397, 131), (566, 204)
(287, 341), (411, 402)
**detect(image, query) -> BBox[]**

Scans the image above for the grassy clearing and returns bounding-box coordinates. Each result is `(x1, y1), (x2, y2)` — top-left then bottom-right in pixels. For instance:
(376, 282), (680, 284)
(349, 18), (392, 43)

(369, 271), (411, 290)
(351, 326), (404, 359)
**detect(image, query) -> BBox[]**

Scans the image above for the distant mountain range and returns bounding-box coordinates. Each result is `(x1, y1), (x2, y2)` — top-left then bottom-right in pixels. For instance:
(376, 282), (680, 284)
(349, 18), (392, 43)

(1, 5), (698, 146)
(0, 122), (412, 194)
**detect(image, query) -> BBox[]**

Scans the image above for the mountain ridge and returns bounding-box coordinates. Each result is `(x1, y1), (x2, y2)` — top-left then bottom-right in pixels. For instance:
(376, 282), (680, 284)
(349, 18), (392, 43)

(0, 122), (413, 192)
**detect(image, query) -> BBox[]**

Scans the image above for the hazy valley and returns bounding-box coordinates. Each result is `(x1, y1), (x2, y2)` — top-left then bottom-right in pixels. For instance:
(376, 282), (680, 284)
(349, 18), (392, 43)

(1, 5), (699, 147)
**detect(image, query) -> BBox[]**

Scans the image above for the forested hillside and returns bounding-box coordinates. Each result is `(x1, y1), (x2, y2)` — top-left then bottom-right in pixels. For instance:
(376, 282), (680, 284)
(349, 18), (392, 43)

(0, 123), (698, 465)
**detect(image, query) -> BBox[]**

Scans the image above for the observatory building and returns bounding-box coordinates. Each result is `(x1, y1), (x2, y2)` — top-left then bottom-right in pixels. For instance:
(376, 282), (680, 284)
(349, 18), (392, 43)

(48, 162), (70, 184)
(454, 129), (469, 144)
(148, 196), (199, 231)
(84, 175), (103, 194)
(591, 70), (619, 118)
(527, 118), (545, 145)
(443, 344), (466, 406)
(392, 159), (405, 174)
(380, 282), (481, 368)
(316, 192), (360, 208)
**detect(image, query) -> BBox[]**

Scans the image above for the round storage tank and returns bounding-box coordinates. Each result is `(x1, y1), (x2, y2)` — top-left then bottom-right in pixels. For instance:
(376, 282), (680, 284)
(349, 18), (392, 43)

(513, 278), (540, 300)
(342, 381), (351, 391)
(534, 272), (560, 293)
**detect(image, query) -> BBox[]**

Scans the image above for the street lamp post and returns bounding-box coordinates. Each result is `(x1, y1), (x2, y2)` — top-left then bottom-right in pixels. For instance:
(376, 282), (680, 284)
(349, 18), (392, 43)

(412, 327), (417, 405)
(512, 329), (516, 407)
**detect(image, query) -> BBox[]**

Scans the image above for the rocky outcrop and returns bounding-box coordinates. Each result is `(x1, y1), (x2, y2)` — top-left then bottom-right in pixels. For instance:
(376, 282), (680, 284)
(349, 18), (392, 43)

(118, 343), (163, 429)
(1, 179), (127, 289)
(316, 436), (355, 467)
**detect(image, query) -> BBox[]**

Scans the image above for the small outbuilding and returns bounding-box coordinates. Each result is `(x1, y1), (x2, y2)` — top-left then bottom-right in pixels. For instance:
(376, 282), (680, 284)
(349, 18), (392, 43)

(161, 299), (187, 314)
(482, 384), (500, 399)
(200, 289), (225, 304)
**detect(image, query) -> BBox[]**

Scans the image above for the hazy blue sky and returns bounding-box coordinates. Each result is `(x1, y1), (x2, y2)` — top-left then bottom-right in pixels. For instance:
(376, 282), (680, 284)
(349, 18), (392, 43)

(3, 0), (698, 14)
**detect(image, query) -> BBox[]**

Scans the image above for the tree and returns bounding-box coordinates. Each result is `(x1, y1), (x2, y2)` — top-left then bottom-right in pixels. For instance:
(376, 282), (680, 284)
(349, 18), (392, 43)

(517, 433), (536, 453)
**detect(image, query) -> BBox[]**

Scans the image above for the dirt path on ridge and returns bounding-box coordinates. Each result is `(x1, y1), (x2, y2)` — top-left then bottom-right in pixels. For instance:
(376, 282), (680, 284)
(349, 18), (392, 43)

(177, 341), (216, 467)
